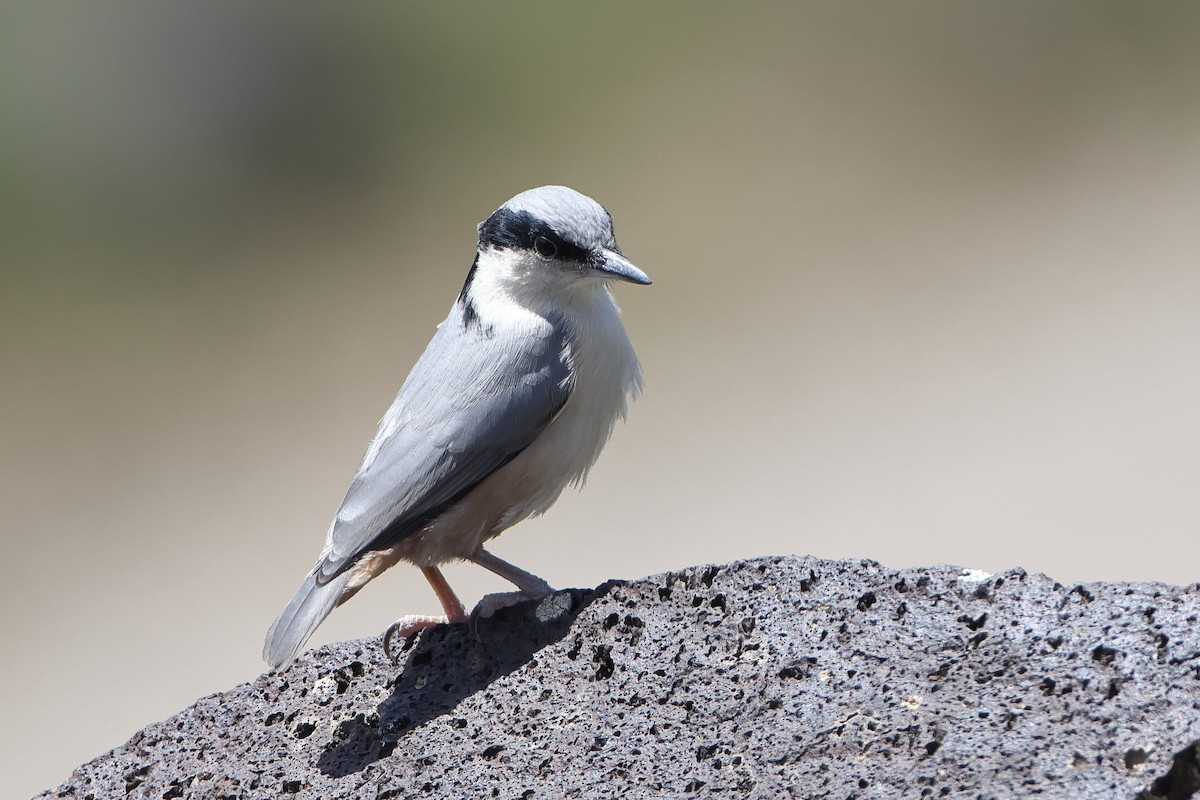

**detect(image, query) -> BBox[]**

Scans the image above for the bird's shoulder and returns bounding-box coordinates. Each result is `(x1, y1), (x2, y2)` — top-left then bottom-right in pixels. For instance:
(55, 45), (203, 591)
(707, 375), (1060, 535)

(353, 298), (572, 476)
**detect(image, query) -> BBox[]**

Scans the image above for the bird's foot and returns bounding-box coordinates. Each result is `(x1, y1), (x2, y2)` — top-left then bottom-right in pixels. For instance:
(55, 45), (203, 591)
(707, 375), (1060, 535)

(468, 589), (554, 637)
(474, 590), (548, 619)
(383, 614), (460, 661)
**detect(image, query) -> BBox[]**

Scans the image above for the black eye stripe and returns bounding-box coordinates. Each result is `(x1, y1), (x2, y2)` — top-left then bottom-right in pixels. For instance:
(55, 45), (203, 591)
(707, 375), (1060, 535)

(526, 227), (588, 262)
(477, 208), (590, 262)
(477, 208), (533, 250)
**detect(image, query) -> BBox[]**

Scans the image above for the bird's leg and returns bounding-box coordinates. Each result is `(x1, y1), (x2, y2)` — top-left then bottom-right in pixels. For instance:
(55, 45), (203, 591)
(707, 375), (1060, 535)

(382, 565), (469, 660)
(467, 548), (556, 622)
(424, 564), (470, 620)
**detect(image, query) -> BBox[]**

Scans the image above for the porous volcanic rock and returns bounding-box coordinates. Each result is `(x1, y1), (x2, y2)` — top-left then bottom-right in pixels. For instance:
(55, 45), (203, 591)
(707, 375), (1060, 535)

(37, 556), (1200, 799)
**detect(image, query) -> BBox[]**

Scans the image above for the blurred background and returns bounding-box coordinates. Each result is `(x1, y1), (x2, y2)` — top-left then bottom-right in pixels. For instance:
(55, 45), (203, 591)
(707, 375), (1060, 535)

(4, 2), (1200, 795)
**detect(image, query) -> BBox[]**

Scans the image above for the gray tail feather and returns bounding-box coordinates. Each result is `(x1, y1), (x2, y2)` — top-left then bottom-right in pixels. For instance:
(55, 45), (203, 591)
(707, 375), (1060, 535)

(263, 569), (351, 671)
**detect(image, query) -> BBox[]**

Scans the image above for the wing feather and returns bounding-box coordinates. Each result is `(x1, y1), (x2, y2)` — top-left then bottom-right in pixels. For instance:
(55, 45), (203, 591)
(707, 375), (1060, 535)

(314, 302), (571, 583)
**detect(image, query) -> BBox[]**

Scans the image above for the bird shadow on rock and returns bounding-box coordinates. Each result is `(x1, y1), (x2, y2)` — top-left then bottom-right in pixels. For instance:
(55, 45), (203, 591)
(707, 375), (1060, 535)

(1134, 738), (1200, 800)
(316, 581), (622, 778)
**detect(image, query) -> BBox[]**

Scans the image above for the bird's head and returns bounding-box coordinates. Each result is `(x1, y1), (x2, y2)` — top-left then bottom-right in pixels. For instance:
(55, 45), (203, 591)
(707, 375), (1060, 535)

(463, 186), (651, 306)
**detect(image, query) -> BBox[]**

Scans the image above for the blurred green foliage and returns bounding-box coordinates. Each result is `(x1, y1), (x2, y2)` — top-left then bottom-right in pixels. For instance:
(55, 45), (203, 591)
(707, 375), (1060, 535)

(1, 1), (1197, 288)
(0, 3), (691, 280)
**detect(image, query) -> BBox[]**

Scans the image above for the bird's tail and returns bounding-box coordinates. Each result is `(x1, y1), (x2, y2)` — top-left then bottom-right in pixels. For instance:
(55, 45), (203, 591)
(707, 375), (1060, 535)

(263, 569), (352, 671)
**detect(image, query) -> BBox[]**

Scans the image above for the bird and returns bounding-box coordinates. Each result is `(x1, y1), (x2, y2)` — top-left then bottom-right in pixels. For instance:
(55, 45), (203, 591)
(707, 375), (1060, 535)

(263, 185), (650, 670)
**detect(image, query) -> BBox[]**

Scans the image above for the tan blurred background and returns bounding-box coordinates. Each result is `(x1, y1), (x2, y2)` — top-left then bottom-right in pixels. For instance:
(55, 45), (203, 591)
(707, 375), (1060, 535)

(5, 2), (1200, 795)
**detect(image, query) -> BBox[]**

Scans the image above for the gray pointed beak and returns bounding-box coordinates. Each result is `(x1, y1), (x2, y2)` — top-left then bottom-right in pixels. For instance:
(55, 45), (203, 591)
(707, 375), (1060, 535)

(588, 247), (652, 285)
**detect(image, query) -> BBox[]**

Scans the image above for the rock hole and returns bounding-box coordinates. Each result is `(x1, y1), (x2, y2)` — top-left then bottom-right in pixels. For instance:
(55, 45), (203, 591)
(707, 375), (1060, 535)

(1092, 644), (1118, 666)
(124, 764), (150, 792)
(799, 570), (819, 592)
(957, 613), (988, 631)
(592, 645), (615, 680)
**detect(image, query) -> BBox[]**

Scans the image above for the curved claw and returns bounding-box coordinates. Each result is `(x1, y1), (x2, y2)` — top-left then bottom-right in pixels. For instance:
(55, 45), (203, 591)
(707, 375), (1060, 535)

(382, 615), (448, 661)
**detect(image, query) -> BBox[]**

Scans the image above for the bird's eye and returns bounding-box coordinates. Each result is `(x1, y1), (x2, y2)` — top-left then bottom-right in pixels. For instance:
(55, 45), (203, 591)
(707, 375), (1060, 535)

(533, 235), (559, 258)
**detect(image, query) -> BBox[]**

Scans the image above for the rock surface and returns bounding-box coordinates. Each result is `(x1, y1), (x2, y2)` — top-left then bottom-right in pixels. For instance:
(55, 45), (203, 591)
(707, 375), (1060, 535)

(37, 556), (1200, 799)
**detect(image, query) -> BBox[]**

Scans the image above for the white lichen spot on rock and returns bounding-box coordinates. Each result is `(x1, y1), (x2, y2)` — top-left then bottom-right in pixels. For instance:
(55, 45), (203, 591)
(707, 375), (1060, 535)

(958, 569), (993, 583)
(536, 591), (573, 623)
(311, 675), (338, 706)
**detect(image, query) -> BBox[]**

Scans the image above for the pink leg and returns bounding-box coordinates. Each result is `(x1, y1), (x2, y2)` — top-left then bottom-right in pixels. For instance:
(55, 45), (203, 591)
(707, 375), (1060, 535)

(382, 566), (469, 660)
(424, 565), (468, 620)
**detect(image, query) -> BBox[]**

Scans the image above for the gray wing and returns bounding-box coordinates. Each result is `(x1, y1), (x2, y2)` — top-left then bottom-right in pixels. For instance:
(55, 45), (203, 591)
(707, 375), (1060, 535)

(312, 303), (572, 584)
